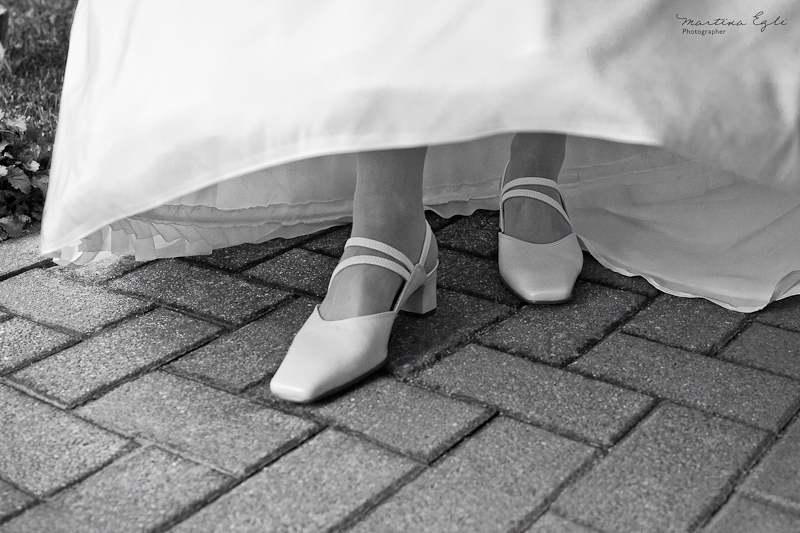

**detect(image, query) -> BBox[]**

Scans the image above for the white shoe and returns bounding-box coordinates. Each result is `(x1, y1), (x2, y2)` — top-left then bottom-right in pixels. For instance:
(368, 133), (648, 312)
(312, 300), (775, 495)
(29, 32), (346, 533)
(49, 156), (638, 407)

(498, 176), (583, 303)
(270, 223), (437, 403)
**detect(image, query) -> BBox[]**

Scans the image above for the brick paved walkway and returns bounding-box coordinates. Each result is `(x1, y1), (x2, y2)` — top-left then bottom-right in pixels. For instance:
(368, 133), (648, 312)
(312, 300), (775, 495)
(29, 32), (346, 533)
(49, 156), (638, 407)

(1, 211), (799, 533)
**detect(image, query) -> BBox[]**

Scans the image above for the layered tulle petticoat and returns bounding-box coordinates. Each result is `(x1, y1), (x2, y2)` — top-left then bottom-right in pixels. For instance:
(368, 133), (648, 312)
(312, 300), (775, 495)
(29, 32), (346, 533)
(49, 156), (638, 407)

(42, 0), (800, 311)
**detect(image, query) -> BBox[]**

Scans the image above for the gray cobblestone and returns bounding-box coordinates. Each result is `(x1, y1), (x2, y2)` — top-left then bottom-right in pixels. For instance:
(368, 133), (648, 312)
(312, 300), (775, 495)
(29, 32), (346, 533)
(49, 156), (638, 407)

(739, 416), (800, 513)
(0, 384), (132, 496)
(578, 255), (661, 297)
(479, 282), (646, 366)
(387, 289), (511, 377)
(2, 210), (798, 533)
(167, 297), (317, 392)
(170, 429), (417, 533)
(0, 269), (151, 334)
(77, 371), (316, 476)
(703, 494), (800, 533)
(300, 225), (351, 256)
(425, 210), (451, 231)
(244, 248), (338, 298)
(302, 376), (491, 462)
(757, 295), (800, 333)
(1, 446), (231, 533)
(0, 317), (75, 374)
(350, 417), (595, 533)
(719, 323), (800, 380)
(0, 232), (47, 277)
(526, 513), (599, 533)
(10, 308), (220, 407)
(50, 256), (145, 284)
(553, 403), (768, 533)
(418, 344), (653, 446)
(438, 248), (519, 306)
(570, 333), (800, 432)
(435, 210), (499, 258)
(108, 260), (289, 325)
(190, 235), (311, 270)
(622, 294), (747, 354)
(0, 480), (35, 521)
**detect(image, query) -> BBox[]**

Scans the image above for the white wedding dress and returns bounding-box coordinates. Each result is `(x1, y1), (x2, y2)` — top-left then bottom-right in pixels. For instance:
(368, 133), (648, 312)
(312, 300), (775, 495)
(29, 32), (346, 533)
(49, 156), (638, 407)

(41, 0), (800, 311)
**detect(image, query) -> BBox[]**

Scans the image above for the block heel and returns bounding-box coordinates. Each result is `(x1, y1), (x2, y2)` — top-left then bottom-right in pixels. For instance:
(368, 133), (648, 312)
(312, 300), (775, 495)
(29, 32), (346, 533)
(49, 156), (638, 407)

(400, 266), (437, 316)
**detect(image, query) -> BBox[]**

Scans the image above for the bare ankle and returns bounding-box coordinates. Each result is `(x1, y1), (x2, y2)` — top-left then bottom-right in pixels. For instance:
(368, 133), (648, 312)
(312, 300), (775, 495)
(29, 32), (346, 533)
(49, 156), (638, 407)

(352, 213), (427, 262)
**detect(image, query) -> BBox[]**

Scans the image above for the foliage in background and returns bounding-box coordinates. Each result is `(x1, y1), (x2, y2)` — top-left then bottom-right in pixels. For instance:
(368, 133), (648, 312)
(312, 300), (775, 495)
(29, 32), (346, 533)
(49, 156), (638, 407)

(0, 111), (51, 239)
(0, 0), (77, 237)
(1, 0), (77, 137)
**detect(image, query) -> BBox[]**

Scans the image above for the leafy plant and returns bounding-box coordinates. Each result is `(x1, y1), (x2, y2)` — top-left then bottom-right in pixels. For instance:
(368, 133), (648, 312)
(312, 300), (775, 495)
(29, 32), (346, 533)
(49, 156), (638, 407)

(0, 0), (78, 140)
(0, 109), (51, 239)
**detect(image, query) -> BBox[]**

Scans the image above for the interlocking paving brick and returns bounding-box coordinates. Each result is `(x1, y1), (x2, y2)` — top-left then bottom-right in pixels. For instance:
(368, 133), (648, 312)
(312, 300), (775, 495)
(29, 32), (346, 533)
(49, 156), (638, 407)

(0, 480), (35, 521)
(570, 333), (800, 432)
(387, 289), (511, 377)
(77, 371), (316, 476)
(300, 376), (491, 462)
(244, 248), (338, 297)
(0, 384), (131, 496)
(418, 344), (653, 446)
(1, 446), (231, 533)
(108, 260), (289, 324)
(438, 248), (519, 306)
(350, 417), (595, 533)
(300, 225), (351, 256)
(622, 293), (747, 354)
(425, 210), (451, 231)
(0, 269), (151, 334)
(757, 295), (800, 333)
(435, 210), (499, 258)
(167, 297), (317, 392)
(526, 513), (597, 533)
(170, 429), (417, 533)
(0, 317), (75, 374)
(703, 494), (800, 533)
(191, 234), (310, 270)
(11, 308), (220, 407)
(479, 282), (646, 366)
(0, 232), (48, 277)
(50, 256), (145, 284)
(553, 403), (768, 533)
(578, 254), (660, 297)
(719, 323), (800, 380)
(739, 416), (800, 513)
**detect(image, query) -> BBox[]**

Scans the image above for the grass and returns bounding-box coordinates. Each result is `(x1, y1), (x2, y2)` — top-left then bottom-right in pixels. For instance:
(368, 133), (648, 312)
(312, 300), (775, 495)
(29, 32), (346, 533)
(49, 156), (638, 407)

(1, 0), (78, 138)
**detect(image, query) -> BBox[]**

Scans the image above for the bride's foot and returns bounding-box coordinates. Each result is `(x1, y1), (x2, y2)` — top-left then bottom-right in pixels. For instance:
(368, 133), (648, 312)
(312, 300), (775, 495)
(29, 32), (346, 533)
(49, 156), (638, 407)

(270, 216), (438, 403)
(319, 214), (438, 320)
(497, 133), (582, 304)
(501, 157), (572, 244)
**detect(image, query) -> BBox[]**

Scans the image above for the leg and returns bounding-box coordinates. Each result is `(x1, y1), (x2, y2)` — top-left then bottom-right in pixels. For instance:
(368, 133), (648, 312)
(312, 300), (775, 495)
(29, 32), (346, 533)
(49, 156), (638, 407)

(502, 132), (571, 243)
(497, 132), (582, 303)
(319, 146), (438, 320)
(271, 146), (438, 403)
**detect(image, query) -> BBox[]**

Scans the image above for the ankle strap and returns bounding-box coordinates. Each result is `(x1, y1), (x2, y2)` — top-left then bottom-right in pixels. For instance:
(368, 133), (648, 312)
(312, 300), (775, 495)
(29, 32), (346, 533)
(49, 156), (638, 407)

(499, 182), (570, 233)
(344, 236), (415, 272)
(328, 255), (412, 291)
(331, 222), (433, 290)
(501, 177), (561, 197)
